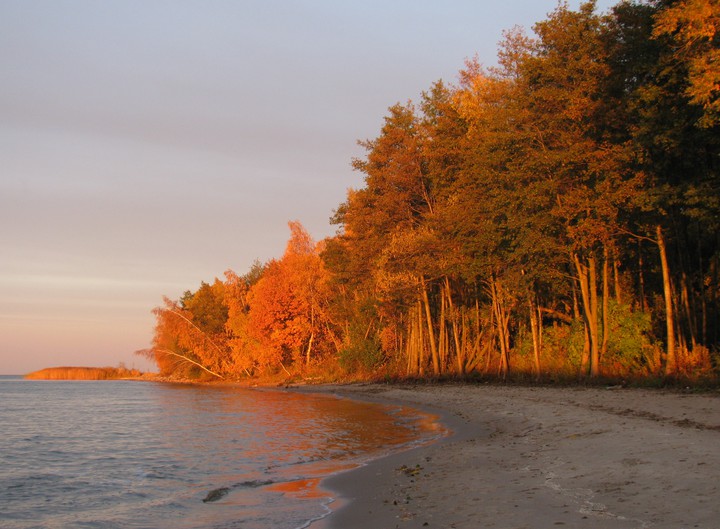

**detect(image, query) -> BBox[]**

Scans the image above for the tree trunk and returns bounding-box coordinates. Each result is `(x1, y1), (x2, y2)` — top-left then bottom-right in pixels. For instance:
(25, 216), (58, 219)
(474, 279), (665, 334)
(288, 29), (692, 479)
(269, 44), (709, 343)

(405, 315), (414, 376)
(439, 281), (447, 373)
(305, 331), (314, 366)
(680, 272), (697, 351)
(713, 235), (719, 345)
(657, 225), (677, 376)
(421, 279), (440, 375)
(696, 224), (707, 345)
(574, 253), (600, 377)
(490, 277), (510, 379)
(306, 306), (315, 365)
(445, 277), (464, 375)
(529, 296), (541, 379)
(417, 300), (425, 376)
(460, 311), (469, 374)
(638, 239), (646, 312)
(602, 248), (610, 362)
(613, 257), (622, 305)
(589, 255), (600, 376)
(406, 303), (423, 377)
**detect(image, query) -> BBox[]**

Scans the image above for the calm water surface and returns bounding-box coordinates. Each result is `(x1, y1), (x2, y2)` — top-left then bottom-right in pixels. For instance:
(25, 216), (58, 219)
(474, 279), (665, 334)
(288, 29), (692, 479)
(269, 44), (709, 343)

(0, 377), (441, 529)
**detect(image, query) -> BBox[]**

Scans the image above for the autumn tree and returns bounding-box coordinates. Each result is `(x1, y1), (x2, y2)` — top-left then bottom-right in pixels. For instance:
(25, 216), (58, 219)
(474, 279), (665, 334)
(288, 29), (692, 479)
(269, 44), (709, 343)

(143, 292), (227, 380)
(223, 261), (265, 376)
(247, 222), (336, 373)
(653, 0), (720, 128)
(330, 103), (439, 375)
(604, 0), (720, 376)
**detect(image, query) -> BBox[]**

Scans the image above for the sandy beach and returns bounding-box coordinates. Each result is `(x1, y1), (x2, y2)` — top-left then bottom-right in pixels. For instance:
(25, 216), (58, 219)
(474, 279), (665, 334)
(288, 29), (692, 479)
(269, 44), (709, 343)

(301, 383), (720, 529)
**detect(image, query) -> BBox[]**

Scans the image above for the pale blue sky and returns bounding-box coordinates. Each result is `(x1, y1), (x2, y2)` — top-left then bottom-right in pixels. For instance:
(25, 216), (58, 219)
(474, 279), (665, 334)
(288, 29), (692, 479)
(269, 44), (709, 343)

(0, 0), (617, 374)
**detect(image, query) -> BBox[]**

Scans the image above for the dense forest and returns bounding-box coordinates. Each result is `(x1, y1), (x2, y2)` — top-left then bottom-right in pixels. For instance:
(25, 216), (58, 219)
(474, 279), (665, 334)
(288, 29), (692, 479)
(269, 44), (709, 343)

(138, 0), (720, 383)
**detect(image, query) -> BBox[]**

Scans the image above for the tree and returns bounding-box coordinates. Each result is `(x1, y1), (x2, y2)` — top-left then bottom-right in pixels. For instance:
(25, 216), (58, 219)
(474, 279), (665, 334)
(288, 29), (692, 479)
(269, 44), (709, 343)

(653, 0), (720, 128)
(223, 261), (265, 376)
(606, 0), (720, 376)
(518, 1), (647, 377)
(145, 295), (226, 379)
(247, 222), (335, 372)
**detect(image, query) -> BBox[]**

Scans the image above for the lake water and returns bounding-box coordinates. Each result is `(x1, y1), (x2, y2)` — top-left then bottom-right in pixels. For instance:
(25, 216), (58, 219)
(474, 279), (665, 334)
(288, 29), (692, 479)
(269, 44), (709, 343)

(0, 376), (441, 529)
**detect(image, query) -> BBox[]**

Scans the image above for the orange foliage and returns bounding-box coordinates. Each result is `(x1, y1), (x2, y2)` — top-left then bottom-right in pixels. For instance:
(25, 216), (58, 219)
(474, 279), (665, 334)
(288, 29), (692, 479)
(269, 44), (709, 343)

(223, 269), (258, 375)
(147, 294), (227, 379)
(247, 221), (337, 372)
(653, 0), (720, 126)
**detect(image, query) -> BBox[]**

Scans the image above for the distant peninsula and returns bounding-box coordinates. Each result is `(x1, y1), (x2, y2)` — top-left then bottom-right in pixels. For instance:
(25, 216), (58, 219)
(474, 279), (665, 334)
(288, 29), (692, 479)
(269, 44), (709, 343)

(25, 366), (145, 380)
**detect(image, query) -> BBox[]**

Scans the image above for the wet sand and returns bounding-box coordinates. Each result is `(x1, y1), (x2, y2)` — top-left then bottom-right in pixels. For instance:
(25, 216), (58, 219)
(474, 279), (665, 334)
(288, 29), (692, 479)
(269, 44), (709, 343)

(301, 383), (720, 529)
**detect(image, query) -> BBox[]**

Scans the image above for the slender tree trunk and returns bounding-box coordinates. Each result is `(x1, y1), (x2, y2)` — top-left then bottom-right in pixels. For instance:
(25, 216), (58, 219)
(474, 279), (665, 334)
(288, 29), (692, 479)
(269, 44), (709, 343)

(713, 237), (719, 345)
(657, 225), (677, 376)
(575, 256), (591, 375)
(697, 225), (707, 345)
(405, 309), (414, 376)
(417, 300), (425, 376)
(459, 310), (468, 375)
(421, 279), (440, 376)
(638, 239), (646, 312)
(572, 278), (581, 319)
(443, 278), (463, 374)
(305, 331), (314, 366)
(409, 303), (418, 376)
(439, 281), (447, 373)
(490, 277), (510, 379)
(529, 296), (541, 378)
(613, 257), (622, 305)
(154, 349), (225, 379)
(582, 324), (591, 375)
(306, 306), (315, 365)
(574, 253), (600, 377)
(589, 255), (600, 376)
(680, 272), (697, 351)
(602, 247), (610, 362)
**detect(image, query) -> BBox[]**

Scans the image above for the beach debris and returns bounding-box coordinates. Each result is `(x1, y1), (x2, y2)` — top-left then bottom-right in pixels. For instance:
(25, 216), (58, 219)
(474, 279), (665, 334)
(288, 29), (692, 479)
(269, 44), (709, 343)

(202, 479), (275, 503)
(202, 487), (230, 503)
(397, 464), (423, 477)
(235, 479), (274, 488)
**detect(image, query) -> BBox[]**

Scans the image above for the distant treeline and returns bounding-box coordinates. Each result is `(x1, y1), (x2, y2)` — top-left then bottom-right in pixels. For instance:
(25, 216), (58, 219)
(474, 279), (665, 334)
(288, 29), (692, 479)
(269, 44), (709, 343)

(25, 366), (143, 380)
(139, 0), (719, 383)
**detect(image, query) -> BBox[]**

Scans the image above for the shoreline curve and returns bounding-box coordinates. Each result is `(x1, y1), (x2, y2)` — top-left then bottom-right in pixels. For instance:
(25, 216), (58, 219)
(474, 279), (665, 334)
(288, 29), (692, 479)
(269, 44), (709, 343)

(299, 383), (720, 529)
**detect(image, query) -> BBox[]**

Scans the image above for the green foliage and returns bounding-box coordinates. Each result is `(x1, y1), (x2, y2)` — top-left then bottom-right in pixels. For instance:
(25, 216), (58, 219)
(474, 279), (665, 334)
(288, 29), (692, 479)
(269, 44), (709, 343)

(603, 301), (654, 376)
(532, 321), (587, 376)
(339, 332), (383, 373)
(338, 300), (384, 373)
(181, 280), (228, 336)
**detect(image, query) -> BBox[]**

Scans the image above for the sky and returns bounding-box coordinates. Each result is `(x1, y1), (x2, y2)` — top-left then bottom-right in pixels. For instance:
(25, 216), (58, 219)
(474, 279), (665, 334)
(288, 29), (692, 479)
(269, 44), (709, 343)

(0, 0), (618, 375)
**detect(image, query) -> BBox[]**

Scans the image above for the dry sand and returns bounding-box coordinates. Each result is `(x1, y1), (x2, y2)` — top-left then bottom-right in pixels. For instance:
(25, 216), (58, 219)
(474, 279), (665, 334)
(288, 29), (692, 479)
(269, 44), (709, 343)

(300, 383), (720, 529)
